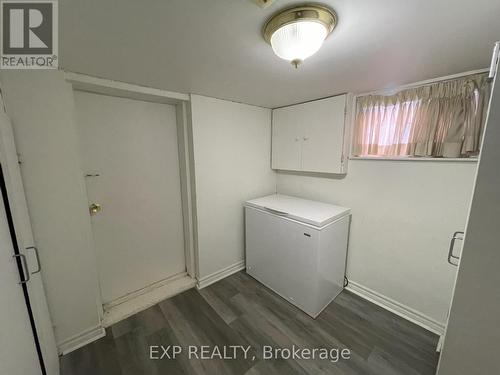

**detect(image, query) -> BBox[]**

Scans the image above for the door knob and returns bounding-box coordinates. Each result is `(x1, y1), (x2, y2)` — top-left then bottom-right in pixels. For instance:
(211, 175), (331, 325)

(89, 203), (102, 216)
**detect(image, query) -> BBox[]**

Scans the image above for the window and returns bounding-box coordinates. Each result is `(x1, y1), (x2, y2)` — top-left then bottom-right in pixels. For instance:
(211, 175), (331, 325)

(352, 73), (491, 159)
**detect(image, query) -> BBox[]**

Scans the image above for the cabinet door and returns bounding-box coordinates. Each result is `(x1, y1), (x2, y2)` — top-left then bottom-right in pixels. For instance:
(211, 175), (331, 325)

(271, 106), (302, 171)
(0, 179), (42, 375)
(299, 95), (346, 173)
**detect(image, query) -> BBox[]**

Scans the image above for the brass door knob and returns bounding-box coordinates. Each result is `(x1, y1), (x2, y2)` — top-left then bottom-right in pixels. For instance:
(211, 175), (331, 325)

(89, 203), (102, 216)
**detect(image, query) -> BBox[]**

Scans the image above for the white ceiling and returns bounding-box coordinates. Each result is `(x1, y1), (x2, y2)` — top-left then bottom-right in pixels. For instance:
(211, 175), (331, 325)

(60, 0), (500, 108)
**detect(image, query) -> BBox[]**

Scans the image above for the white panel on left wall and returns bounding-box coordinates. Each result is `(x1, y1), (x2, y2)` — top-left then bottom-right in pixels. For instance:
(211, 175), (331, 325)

(0, 71), (103, 352)
(190, 95), (276, 286)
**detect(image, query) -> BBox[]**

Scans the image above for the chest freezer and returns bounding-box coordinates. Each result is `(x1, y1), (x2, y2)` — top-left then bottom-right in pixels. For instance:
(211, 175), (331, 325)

(245, 194), (351, 318)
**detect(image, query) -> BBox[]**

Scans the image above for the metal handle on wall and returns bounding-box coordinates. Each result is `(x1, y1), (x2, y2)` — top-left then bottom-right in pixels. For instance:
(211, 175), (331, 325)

(26, 246), (41, 274)
(13, 253), (30, 284)
(447, 231), (464, 266)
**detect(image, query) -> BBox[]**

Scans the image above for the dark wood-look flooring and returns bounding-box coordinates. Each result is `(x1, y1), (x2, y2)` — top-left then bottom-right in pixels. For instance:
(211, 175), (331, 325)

(60, 271), (440, 375)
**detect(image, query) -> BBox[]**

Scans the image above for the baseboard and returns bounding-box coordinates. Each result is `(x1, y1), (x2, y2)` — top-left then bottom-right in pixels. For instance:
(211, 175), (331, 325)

(346, 281), (445, 336)
(102, 274), (196, 327)
(59, 275), (197, 355)
(197, 260), (245, 289)
(58, 325), (106, 356)
(103, 272), (190, 310)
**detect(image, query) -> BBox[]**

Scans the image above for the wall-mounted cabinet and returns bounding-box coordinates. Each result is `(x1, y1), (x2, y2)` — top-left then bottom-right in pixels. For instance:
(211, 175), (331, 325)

(271, 94), (351, 174)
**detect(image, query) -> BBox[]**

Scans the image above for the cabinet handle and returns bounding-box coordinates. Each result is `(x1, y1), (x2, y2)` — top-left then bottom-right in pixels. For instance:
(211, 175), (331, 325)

(447, 231), (464, 266)
(13, 253), (30, 284)
(26, 246), (41, 274)
(303, 136), (309, 141)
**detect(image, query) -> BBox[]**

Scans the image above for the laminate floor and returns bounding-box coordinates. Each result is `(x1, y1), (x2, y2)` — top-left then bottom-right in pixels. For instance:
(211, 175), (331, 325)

(60, 271), (440, 375)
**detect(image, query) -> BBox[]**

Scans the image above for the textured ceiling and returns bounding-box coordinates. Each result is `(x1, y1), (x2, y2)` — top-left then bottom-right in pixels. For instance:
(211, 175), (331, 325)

(60, 0), (500, 108)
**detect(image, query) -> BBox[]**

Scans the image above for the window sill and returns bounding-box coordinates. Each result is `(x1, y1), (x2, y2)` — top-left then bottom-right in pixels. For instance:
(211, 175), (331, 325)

(349, 156), (479, 163)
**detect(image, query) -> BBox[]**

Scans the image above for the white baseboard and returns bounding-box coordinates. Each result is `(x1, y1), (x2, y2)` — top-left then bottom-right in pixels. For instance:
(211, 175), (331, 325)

(103, 272), (190, 310)
(346, 281), (445, 336)
(59, 274), (196, 355)
(58, 325), (106, 355)
(197, 260), (245, 289)
(102, 274), (196, 327)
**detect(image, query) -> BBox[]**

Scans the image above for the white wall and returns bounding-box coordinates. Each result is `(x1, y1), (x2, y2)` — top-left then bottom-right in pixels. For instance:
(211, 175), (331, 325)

(277, 159), (477, 327)
(0, 71), (102, 349)
(190, 95), (276, 282)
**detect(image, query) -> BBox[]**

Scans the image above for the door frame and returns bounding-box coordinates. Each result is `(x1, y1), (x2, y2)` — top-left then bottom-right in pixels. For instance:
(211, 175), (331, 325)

(64, 72), (198, 280)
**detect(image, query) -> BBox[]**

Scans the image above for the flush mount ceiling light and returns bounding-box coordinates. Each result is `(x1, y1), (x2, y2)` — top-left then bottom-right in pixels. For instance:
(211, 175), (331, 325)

(263, 4), (337, 68)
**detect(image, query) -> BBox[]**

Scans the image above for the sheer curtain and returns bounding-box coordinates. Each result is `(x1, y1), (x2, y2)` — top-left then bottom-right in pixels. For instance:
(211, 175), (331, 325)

(353, 73), (491, 158)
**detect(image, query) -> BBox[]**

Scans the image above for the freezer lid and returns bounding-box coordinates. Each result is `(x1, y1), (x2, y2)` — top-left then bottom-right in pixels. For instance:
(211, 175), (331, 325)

(245, 194), (350, 227)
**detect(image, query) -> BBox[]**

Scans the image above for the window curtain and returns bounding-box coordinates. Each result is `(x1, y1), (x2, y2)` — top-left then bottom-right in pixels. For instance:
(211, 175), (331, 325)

(353, 73), (491, 158)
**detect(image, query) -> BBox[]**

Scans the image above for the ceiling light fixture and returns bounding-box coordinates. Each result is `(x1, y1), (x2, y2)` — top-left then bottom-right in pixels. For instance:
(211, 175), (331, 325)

(263, 4), (337, 68)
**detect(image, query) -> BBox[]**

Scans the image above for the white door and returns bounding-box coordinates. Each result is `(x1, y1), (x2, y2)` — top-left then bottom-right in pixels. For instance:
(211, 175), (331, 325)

(0, 171), (41, 375)
(0, 103), (58, 374)
(300, 95), (346, 173)
(272, 105), (302, 171)
(436, 47), (500, 374)
(74, 91), (186, 303)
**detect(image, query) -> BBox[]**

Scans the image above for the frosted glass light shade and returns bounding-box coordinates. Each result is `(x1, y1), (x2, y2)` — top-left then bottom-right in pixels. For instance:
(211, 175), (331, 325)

(270, 21), (328, 65)
(263, 5), (337, 67)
